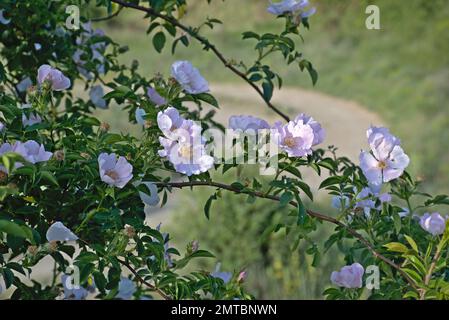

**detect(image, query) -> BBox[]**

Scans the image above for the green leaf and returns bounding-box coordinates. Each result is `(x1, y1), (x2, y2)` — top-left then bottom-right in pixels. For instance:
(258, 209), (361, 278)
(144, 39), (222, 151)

(76, 251), (98, 264)
(279, 192), (293, 207)
(249, 73), (263, 82)
(318, 158), (337, 171)
(101, 133), (124, 145)
(392, 212), (402, 234)
(0, 185), (18, 201)
(195, 93), (219, 108)
(175, 250), (214, 269)
(402, 268), (422, 284)
(230, 182), (245, 191)
(14, 165), (36, 176)
(425, 195), (449, 206)
(153, 31), (166, 53)
(38, 171), (59, 187)
(319, 176), (342, 189)
(404, 235), (419, 252)
(93, 271), (107, 293)
(204, 193), (218, 219)
(242, 31), (260, 40)
(262, 82), (273, 101)
(383, 242), (408, 253)
(307, 64), (318, 85)
(103, 86), (133, 100)
(188, 250), (215, 259)
(296, 181), (313, 201)
(295, 195), (307, 225)
(0, 220), (29, 239)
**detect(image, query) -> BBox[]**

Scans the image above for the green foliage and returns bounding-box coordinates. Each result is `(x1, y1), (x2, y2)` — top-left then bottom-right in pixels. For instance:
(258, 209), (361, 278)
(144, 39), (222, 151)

(0, 0), (448, 301)
(167, 174), (341, 299)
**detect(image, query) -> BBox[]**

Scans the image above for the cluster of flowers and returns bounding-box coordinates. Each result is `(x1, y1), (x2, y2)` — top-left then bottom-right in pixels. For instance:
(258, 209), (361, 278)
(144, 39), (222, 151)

(228, 113), (325, 157)
(14, 63), (71, 100)
(134, 60), (320, 204)
(157, 107), (215, 176)
(0, 65), (71, 174)
(135, 60), (208, 126)
(0, 140), (52, 174)
(333, 127), (448, 235)
(137, 61), (214, 176)
(332, 127), (409, 218)
(329, 128), (447, 290)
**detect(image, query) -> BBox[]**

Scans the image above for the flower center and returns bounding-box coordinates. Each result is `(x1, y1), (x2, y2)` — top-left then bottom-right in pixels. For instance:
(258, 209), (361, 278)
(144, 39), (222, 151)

(283, 137), (296, 148)
(179, 145), (192, 158)
(105, 170), (119, 180)
(377, 161), (387, 169)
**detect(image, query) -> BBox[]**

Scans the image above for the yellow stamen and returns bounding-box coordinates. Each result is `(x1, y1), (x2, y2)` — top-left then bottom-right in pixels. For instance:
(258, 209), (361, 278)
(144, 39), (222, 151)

(283, 137), (296, 148)
(105, 170), (119, 180)
(179, 145), (192, 158)
(378, 161), (387, 169)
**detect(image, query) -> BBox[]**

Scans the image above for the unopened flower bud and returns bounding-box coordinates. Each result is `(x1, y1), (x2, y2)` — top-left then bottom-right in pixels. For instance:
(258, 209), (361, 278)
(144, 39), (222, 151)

(0, 170), (8, 183)
(237, 271), (247, 283)
(80, 152), (91, 160)
(53, 150), (65, 161)
(144, 120), (153, 129)
(154, 72), (163, 81)
(27, 85), (37, 97)
(168, 77), (178, 86)
(187, 240), (199, 254)
(47, 241), (58, 252)
(124, 225), (136, 238)
(191, 240), (199, 252)
(100, 122), (110, 132)
(27, 245), (38, 256)
(294, 15), (302, 26)
(353, 207), (364, 217)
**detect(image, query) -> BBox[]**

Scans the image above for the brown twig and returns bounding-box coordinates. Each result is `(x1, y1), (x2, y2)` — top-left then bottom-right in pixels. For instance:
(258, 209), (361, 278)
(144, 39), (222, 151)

(420, 238), (447, 299)
(154, 180), (420, 291)
(109, 0), (291, 122)
(117, 257), (172, 300)
(91, 6), (124, 22)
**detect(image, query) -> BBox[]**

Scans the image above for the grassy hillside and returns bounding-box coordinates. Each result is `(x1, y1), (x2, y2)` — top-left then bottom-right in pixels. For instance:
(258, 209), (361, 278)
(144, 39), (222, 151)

(98, 0), (449, 193)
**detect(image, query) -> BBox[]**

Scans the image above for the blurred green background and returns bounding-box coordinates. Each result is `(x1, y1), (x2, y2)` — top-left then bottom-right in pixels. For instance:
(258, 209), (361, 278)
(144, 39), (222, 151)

(91, 0), (449, 299)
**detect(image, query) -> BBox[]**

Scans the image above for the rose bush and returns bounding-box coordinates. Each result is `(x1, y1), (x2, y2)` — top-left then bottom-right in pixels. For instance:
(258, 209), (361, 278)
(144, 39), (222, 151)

(0, 0), (448, 300)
